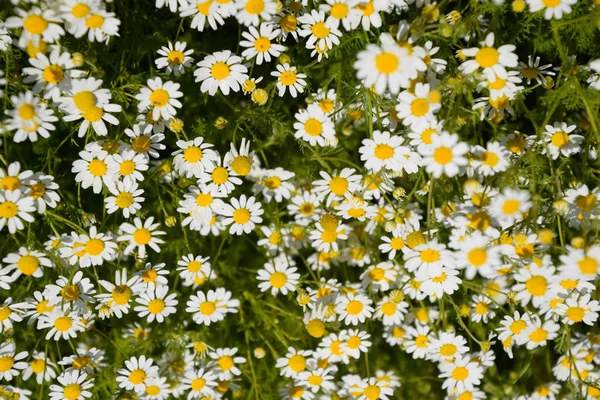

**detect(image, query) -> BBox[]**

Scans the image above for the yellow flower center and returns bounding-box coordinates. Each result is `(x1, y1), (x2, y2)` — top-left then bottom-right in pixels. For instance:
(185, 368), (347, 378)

(150, 89), (170, 108)
(575, 194), (597, 211)
(191, 377), (206, 391)
(578, 256), (598, 274)
(61, 285), (80, 301)
(433, 147), (453, 165)
(55, 316), (73, 332)
(364, 385), (381, 400)
(18, 104), (36, 120)
(306, 319), (325, 338)
(17, 255), (39, 275)
(381, 302), (396, 316)
(420, 249), (440, 263)
(452, 366), (469, 381)
(167, 50), (185, 65)
(199, 301), (216, 315)
(233, 208), (251, 224)
(374, 143), (394, 160)
(218, 356), (234, 371)
(88, 159), (107, 177)
(311, 22), (330, 39)
(467, 248), (487, 266)
(525, 276), (547, 296)
(195, 193), (212, 207)
(529, 327), (548, 343)
(43, 64), (64, 84)
(330, 2), (349, 18)
(211, 62), (230, 80)
(476, 47), (499, 68)
(129, 369), (146, 384)
(475, 302), (489, 315)
(375, 52), (399, 74)
(551, 132), (570, 148)
(119, 160), (136, 176)
(566, 306), (585, 322)
(481, 151), (499, 167)
(112, 285), (132, 305)
(212, 167), (229, 184)
(279, 71), (297, 86)
(440, 343), (457, 356)
(280, 14), (297, 32)
(542, 0), (560, 7)
(146, 385), (160, 395)
(142, 269), (158, 283)
(133, 228), (152, 245)
(132, 136), (152, 153)
(254, 37), (271, 52)
(411, 98), (430, 117)
(0, 307), (10, 321)
(304, 118), (323, 136)
(63, 384), (82, 400)
(502, 199), (520, 215)
(116, 192), (134, 208)
(1, 176), (20, 191)
(31, 358), (45, 374)
(183, 147), (202, 163)
(72, 3), (90, 18)
(85, 14), (104, 29)
(510, 319), (527, 334)
(85, 238), (104, 256)
(245, 0), (265, 13)
(24, 15), (48, 34)
(148, 299), (165, 314)
(346, 300), (363, 315)
(329, 177), (348, 195)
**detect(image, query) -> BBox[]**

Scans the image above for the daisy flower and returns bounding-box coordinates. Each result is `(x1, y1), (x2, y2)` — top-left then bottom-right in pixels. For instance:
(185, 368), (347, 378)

(45, 270), (96, 313)
(156, 0), (185, 12)
(104, 180), (145, 218)
(0, 190), (36, 234)
(134, 285), (179, 323)
(336, 292), (374, 325)
(38, 309), (86, 341)
(254, 167), (296, 202)
(80, 9), (121, 43)
(224, 137), (255, 177)
(194, 50), (248, 96)
(181, 368), (218, 397)
(396, 83), (440, 127)
(519, 55), (556, 85)
(96, 269), (144, 318)
(489, 187), (533, 228)
(470, 295), (496, 323)
(288, 190), (321, 225)
(557, 294), (600, 326)
(298, 9), (342, 51)
(106, 149), (149, 185)
(125, 123), (166, 159)
(185, 287), (240, 325)
(172, 137), (219, 178)
(71, 144), (112, 193)
(135, 77), (183, 121)
(257, 259), (301, 295)
(199, 157), (242, 196)
(312, 168), (362, 205)
(271, 63), (307, 98)
(523, 317), (560, 350)
(526, 0), (576, 19)
(454, 232), (502, 279)
(208, 347), (246, 381)
(1, 162), (33, 192)
(0, 298), (23, 334)
(294, 105), (336, 147)
(359, 130), (414, 173)
(180, 0), (226, 32)
(116, 355), (159, 393)
(155, 41), (194, 76)
(23, 48), (83, 101)
(439, 357), (484, 392)
(235, 0), (278, 27)
(5, 7), (64, 48)
(512, 265), (556, 308)
(22, 351), (57, 384)
(354, 33), (426, 94)
(142, 376), (171, 399)
(4, 91), (58, 143)
(219, 195), (264, 235)
(176, 254), (213, 286)
(320, 0), (361, 31)
(117, 217), (166, 258)
(420, 132), (469, 178)
(349, 377), (394, 400)
(309, 221), (348, 253)
(460, 33), (518, 80)
(240, 23), (286, 64)
(3, 247), (52, 279)
(429, 332), (469, 362)
(404, 239), (454, 274)
(471, 141), (511, 176)
(59, 77), (122, 137)
(297, 368), (336, 393)
(541, 122), (583, 160)
(136, 262), (170, 288)
(26, 172), (60, 213)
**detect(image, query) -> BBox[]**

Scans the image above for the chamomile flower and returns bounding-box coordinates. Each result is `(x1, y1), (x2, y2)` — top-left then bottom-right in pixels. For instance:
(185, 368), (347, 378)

(526, 0), (576, 19)
(135, 77), (183, 121)
(3, 247), (52, 279)
(312, 168), (362, 205)
(5, 7), (65, 48)
(404, 239), (454, 274)
(23, 49), (83, 101)
(194, 50), (248, 96)
(454, 232), (502, 279)
(0, 298), (23, 334)
(335, 292), (374, 325)
(172, 137), (219, 178)
(181, 368), (218, 397)
(542, 123), (583, 160)
(0, 190), (36, 234)
(22, 351), (57, 384)
(224, 137), (255, 177)
(80, 9), (121, 43)
(257, 259), (301, 295)
(116, 355), (159, 393)
(208, 347), (246, 381)
(439, 357), (484, 392)
(254, 168), (296, 202)
(134, 285), (179, 323)
(420, 132), (469, 179)
(240, 23), (286, 64)
(374, 296), (408, 326)
(320, 0), (361, 31)
(298, 9), (341, 51)
(136, 262), (170, 288)
(429, 332), (469, 362)
(60, 78), (122, 137)
(199, 157), (242, 196)
(275, 348), (314, 378)
(104, 180), (145, 218)
(118, 217), (166, 258)
(557, 294), (600, 326)
(96, 269), (144, 319)
(417, 265), (462, 299)
(294, 105), (336, 147)
(460, 33), (518, 80)
(177, 254), (213, 286)
(219, 195), (264, 235)
(106, 149), (149, 185)
(354, 33), (426, 95)
(45, 271), (96, 313)
(125, 123), (166, 159)
(38, 309), (86, 341)
(470, 295), (496, 323)
(297, 368), (336, 393)
(272, 63), (307, 98)
(523, 317), (560, 350)
(155, 41), (194, 76)
(186, 288), (240, 325)
(359, 130), (414, 173)
(288, 190), (321, 225)
(25, 173), (60, 213)
(4, 91), (58, 143)
(471, 141), (511, 176)
(512, 265), (556, 308)
(396, 83), (440, 127)
(490, 188), (533, 228)
(235, 0), (278, 26)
